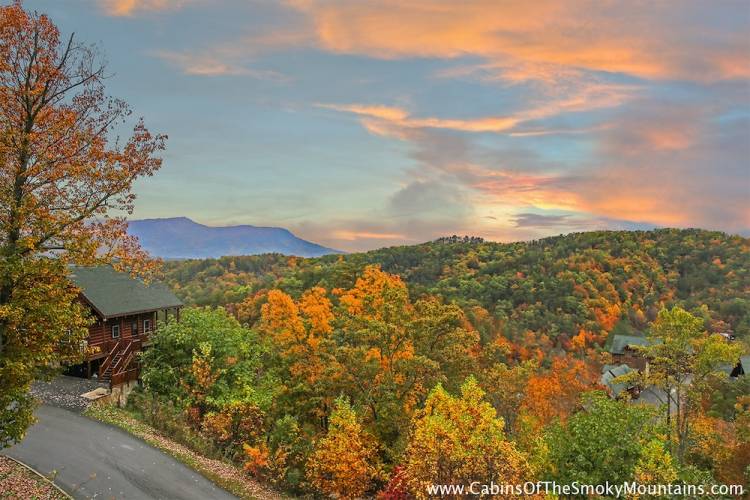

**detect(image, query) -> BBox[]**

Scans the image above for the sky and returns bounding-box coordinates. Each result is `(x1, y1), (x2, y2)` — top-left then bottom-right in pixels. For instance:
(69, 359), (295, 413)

(25, 0), (750, 251)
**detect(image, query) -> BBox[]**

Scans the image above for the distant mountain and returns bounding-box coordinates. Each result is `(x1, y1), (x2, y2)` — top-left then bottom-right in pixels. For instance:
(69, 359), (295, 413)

(127, 217), (341, 259)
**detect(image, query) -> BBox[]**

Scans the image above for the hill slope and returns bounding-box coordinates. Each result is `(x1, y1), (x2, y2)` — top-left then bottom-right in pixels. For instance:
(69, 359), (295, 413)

(128, 217), (340, 259)
(162, 229), (750, 342)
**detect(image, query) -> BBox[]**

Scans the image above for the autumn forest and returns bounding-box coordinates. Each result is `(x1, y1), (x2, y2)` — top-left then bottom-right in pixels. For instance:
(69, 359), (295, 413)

(1, 1), (749, 499)
(122, 228), (749, 497)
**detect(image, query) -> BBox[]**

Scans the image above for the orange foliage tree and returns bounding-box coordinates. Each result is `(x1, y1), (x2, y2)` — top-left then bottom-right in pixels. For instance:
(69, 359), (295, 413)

(688, 408), (750, 487)
(0, 2), (164, 446)
(521, 355), (601, 428)
(333, 266), (477, 444)
(260, 287), (337, 425)
(260, 265), (478, 456)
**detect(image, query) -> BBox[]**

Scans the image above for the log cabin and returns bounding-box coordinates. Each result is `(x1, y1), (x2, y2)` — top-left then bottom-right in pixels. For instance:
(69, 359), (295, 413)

(68, 266), (183, 387)
(608, 334), (651, 370)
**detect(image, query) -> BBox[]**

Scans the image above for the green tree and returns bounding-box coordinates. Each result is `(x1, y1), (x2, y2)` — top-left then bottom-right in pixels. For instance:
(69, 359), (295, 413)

(544, 392), (667, 486)
(635, 307), (743, 460)
(140, 308), (277, 416)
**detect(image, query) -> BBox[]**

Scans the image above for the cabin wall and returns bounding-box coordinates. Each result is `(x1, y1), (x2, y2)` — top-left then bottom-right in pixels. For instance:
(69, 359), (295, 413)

(612, 351), (647, 370)
(84, 310), (157, 359)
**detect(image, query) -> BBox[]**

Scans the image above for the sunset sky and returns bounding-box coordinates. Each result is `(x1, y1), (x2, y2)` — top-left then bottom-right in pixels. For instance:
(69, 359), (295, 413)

(26, 0), (750, 251)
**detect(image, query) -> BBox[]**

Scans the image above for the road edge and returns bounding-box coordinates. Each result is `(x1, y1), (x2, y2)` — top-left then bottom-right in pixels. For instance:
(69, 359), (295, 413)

(83, 403), (285, 500)
(1, 454), (73, 499)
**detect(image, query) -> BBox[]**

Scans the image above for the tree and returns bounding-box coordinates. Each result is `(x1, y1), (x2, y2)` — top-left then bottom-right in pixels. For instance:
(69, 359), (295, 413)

(332, 266), (478, 449)
(634, 307), (743, 460)
(0, 2), (164, 446)
(520, 355), (600, 428)
(259, 287), (338, 427)
(140, 308), (276, 418)
(402, 377), (530, 498)
(544, 392), (667, 486)
(480, 360), (536, 433)
(305, 397), (381, 499)
(633, 439), (678, 486)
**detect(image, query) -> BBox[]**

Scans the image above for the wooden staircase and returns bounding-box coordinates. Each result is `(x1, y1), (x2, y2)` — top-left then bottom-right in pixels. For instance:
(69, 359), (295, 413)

(98, 338), (142, 386)
(101, 352), (123, 383)
(98, 341), (120, 383)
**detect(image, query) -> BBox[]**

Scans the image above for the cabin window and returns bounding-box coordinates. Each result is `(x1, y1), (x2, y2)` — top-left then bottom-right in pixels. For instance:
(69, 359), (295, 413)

(143, 319), (151, 333)
(111, 324), (120, 338)
(132, 320), (139, 336)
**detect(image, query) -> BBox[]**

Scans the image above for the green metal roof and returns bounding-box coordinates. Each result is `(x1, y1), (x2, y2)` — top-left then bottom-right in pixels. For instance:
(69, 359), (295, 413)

(600, 364), (634, 397)
(69, 266), (183, 319)
(609, 334), (650, 355)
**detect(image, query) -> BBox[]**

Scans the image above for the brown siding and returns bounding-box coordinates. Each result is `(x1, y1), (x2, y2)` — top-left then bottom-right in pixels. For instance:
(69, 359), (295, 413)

(612, 352), (647, 370)
(84, 308), (158, 360)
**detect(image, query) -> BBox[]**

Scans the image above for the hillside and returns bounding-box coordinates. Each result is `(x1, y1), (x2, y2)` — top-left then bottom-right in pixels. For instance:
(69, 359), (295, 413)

(128, 217), (341, 259)
(162, 228), (750, 342)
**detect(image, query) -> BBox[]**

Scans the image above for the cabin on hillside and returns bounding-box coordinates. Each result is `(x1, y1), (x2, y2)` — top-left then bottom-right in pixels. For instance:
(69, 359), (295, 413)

(608, 334), (651, 370)
(68, 266), (183, 387)
(600, 364), (639, 399)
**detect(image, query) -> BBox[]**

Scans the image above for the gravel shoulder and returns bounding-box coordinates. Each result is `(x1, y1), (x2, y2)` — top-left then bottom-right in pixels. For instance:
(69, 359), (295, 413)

(30, 375), (108, 413)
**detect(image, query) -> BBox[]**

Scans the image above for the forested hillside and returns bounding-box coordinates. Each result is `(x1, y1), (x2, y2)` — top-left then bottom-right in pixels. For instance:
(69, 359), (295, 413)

(134, 229), (750, 497)
(164, 229), (750, 344)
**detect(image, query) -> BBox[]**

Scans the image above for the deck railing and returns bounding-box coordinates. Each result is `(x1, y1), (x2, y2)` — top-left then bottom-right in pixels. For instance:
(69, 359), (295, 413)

(111, 338), (142, 375)
(110, 367), (139, 386)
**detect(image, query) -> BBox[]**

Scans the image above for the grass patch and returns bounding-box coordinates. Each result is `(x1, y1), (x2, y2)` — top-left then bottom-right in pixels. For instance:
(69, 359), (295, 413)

(84, 402), (284, 500)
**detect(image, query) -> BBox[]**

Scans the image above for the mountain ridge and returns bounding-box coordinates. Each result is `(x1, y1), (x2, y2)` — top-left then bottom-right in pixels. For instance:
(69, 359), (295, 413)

(127, 217), (341, 259)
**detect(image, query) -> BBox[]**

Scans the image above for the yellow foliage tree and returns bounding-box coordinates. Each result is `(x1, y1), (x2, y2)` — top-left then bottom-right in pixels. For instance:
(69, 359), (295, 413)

(632, 439), (678, 491)
(402, 377), (530, 498)
(338, 265), (409, 320)
(306, 398), (381, 499)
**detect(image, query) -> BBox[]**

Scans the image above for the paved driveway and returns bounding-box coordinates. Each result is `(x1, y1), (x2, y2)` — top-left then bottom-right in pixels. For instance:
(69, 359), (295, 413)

(2, 405), (237, 500)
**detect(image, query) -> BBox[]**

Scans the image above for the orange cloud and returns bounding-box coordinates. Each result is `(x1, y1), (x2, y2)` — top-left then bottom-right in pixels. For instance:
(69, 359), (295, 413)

(99, 0), (193, 16)
(441, 163), (581, 212)
(567, 102), (750, 230)
(318, 79), (635, 137)
(318, 102), (520, 134)
(318, 104), (409, 122)
(290, 0), (750, 82)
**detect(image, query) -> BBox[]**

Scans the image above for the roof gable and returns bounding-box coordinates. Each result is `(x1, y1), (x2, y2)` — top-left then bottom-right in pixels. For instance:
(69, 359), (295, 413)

(69, 266), (183, 319)
(600, 364), (635, 397)
(609, 334), (650, 355)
